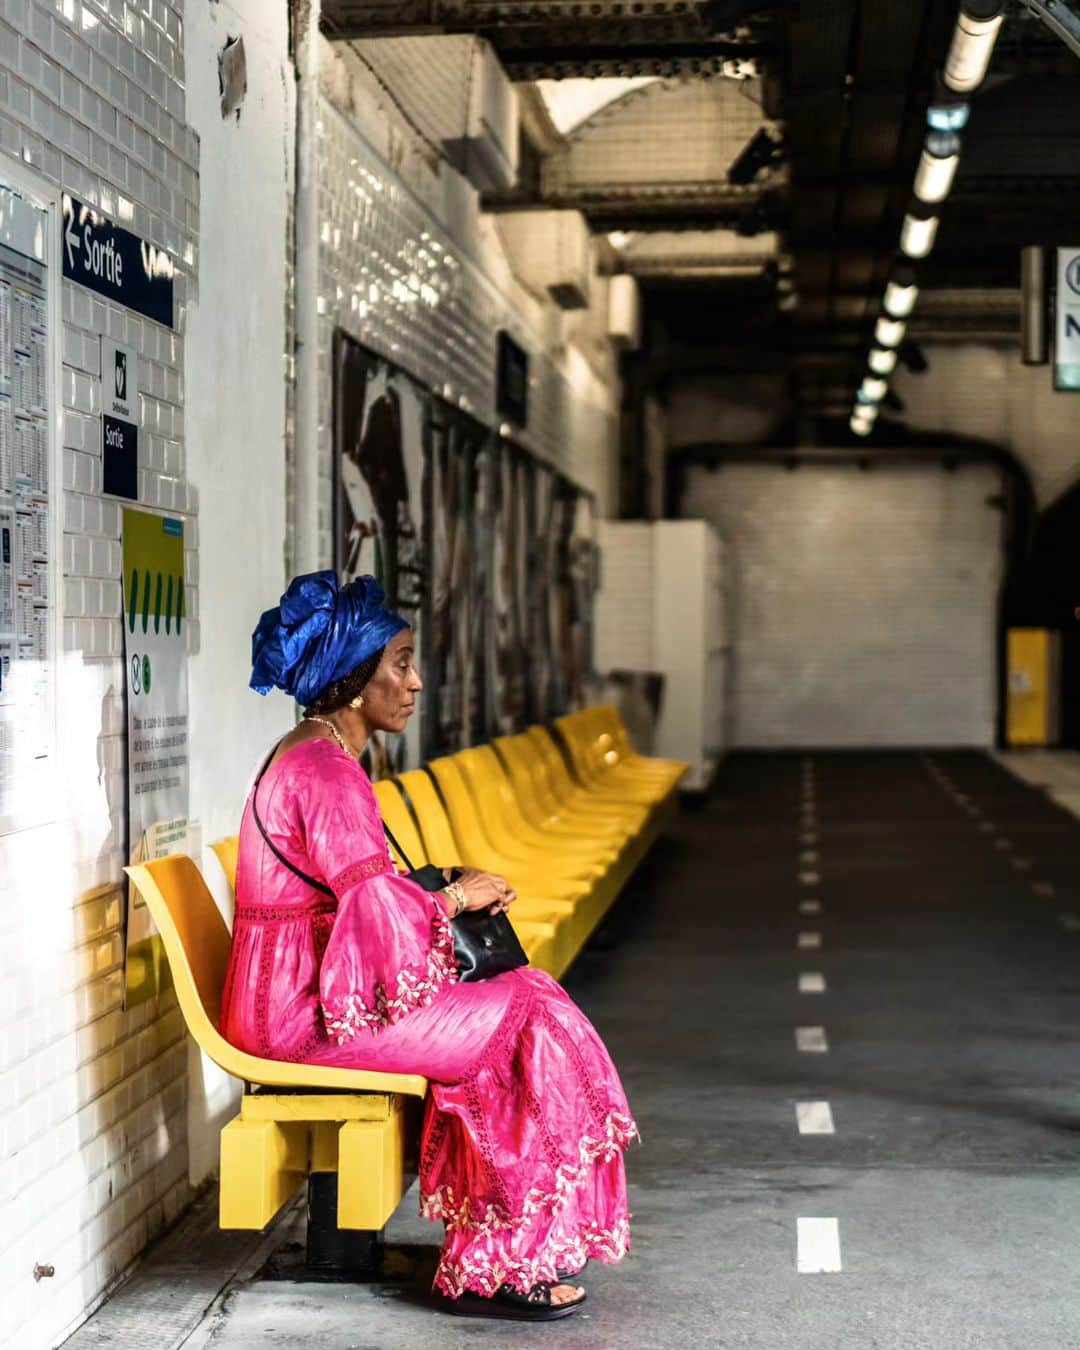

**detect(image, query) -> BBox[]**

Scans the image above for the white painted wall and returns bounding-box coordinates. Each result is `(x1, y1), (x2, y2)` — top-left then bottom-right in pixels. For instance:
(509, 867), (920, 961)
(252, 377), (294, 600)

(183, 0), (294, 1192)
(682, 463), (1003, 748)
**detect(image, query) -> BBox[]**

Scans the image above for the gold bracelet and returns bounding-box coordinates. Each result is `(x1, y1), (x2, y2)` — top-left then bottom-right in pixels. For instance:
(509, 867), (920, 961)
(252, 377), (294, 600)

(444, 881), (467, 918)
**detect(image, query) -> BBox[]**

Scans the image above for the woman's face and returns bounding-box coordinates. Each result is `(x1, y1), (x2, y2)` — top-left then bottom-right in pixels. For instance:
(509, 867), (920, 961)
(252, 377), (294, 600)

(361, 628), (422, 734)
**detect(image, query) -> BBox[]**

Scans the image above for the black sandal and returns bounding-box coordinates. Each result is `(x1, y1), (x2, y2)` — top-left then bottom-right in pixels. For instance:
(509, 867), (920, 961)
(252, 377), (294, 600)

(445, 1281), (587, 1321)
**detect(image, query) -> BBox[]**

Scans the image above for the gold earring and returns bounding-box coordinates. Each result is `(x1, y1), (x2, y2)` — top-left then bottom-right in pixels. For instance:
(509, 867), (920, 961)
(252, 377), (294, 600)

(350, 695), (364, 709)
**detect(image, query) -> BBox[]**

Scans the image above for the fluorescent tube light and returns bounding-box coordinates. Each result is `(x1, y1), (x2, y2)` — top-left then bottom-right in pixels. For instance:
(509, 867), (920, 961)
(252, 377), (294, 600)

(943, 4), (1004, 94)
(884, 279), (919, 318)
(901, 211), (939, 258)
(914, 133), (961, 203)
(875, 317), (907, 348)
(868, 347), (898, 376)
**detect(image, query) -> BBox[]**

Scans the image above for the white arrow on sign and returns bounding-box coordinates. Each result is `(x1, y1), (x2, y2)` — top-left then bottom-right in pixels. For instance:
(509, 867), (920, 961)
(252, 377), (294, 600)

(64, 217), (80, 270)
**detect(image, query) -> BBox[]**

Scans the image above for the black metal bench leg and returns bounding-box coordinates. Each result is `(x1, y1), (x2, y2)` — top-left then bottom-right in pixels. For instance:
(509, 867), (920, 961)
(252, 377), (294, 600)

(306, 1172), (383, 1278)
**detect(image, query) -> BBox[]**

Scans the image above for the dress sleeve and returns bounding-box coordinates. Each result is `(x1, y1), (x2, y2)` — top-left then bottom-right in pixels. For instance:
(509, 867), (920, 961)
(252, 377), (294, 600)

(291, 744), (457, 1041)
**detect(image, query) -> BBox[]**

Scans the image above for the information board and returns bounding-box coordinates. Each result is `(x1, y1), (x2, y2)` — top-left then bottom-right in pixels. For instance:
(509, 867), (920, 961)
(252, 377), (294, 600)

(0, 179), (54, 832)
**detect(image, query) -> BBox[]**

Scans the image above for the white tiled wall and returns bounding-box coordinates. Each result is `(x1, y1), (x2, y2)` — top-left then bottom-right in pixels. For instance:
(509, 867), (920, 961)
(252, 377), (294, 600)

(312, 37), (620, 570)
(0, 2), (199, 1346)
(895, 344), (1080, 509)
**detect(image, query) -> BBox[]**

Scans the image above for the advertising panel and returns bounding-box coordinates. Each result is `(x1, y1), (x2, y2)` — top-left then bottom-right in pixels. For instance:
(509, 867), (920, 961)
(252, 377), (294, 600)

(122, 508), (188, 1006)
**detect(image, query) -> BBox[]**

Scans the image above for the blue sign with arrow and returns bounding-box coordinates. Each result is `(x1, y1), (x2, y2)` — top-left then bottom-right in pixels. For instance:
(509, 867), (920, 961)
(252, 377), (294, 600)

(62, 194), (174, 329)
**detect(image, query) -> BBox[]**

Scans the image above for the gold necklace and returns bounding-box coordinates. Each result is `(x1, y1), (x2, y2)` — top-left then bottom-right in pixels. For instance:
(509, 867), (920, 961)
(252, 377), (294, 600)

(305, 715), (354, 759)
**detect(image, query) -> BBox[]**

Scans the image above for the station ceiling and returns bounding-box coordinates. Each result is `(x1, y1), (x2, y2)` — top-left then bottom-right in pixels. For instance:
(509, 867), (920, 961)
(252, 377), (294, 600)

(322, 1), (1080, 426)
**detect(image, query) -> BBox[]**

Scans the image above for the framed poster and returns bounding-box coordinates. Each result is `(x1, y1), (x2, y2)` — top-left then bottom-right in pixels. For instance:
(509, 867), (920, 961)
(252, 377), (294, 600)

(332, 329), (426, 775)
(491, 441), (531, 735)
(424, 400), (492, 759)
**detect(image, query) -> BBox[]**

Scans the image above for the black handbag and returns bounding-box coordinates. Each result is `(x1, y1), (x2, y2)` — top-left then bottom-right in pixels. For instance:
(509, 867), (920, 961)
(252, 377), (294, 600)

(382, 823), (528, 984)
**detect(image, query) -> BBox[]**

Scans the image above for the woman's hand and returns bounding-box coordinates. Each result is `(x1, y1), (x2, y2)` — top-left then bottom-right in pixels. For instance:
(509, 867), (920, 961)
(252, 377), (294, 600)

(453, 868), (517, 915)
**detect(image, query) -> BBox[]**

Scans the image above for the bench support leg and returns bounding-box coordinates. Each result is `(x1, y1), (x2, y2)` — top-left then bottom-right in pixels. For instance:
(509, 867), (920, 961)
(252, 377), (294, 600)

(306, 1172), (383, 1278)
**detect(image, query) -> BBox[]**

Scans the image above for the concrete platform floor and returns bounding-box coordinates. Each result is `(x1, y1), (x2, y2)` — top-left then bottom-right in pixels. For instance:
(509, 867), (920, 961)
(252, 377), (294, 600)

(68, 751), (1080, 1349)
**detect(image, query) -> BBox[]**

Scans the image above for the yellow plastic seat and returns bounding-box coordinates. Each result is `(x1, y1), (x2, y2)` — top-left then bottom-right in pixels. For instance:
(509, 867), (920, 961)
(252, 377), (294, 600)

(494, 734), (633, 846)
(525, 726), (653, 827)
(586, 706), (689, 789)
(374, 776), (564, 973)
(125, 855), (426, 1234)
(555, 713), (672, 806)
(455, 745), (620, 875)
(211, 834), (239, 890)
(426, 755), (594, 896)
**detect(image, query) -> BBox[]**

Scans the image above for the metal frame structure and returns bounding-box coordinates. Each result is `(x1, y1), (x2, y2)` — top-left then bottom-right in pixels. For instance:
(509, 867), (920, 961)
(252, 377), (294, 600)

(1018, 0), (1080, 59)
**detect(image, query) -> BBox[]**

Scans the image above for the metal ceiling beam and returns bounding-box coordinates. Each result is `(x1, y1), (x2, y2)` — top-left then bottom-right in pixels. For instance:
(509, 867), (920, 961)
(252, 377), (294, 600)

(1017, 0), (1080, 59)
(320, 0), (771, 76)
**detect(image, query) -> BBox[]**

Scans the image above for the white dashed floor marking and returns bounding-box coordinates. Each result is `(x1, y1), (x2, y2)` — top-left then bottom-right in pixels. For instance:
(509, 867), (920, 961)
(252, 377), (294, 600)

(994, 838), (1013, 851)
(1058, 913), (1080, 933)
(799, 972), (826, 993)
(799, 871), (820, 886)
(797, 1217), (843, 1273)
(800, 849), (819, 864)
(796, 1026), (828, 1053)
(1010, 857), (1032, 871)
(798, 931), (822, 948)
(796, 1101), (835, 1134)
(799, 899), (822, 915)
(1033, 882), (1056, 898)
(978, 821), (996, 834)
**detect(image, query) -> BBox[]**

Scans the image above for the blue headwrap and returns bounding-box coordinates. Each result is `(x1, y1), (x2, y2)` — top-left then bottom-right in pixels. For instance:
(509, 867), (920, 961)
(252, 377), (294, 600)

(249, 571), (409, 706)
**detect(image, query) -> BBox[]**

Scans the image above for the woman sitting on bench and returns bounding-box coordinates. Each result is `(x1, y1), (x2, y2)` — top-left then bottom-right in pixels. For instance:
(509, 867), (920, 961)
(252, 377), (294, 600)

(220, 571), (637, 1322)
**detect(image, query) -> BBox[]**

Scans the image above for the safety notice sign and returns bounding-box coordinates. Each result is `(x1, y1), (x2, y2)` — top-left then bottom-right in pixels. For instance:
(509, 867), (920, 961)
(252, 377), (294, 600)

(1054, 247), (1080, 392)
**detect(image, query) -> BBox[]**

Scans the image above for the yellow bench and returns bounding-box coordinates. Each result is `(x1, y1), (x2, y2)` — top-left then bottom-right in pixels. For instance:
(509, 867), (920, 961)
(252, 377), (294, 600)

(124, 854), (426, 1273)
(130, 709), (683, 1274)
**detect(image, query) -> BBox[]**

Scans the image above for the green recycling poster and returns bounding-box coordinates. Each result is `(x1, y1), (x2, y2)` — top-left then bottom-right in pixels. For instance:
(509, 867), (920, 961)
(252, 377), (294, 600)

(122, 508), (188, 1007)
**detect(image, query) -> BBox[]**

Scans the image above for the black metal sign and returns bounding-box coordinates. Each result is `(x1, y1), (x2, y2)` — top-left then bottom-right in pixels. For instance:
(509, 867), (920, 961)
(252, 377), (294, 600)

(496, 330), (529, 429)
(62, 194), (174, 329)
(103, 415), (138, 500)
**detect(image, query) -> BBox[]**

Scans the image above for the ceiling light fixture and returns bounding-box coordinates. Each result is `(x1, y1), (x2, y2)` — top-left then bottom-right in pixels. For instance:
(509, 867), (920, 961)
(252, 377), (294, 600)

(850, 414), (872, 437)
(901, 205), (940, 258)
(884, 266), (919, 318)
(875, 316), (907, 348)
(943, 1), (1005, 94)
(927, 75), (971, 132)
(868, 347), (898, 376)
(860, 376), (889, 402)
(914, 131), (961, 203)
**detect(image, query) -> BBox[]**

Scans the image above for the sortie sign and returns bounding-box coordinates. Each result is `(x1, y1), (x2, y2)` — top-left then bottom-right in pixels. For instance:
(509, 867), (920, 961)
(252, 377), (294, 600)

(61, 194), (174, 329)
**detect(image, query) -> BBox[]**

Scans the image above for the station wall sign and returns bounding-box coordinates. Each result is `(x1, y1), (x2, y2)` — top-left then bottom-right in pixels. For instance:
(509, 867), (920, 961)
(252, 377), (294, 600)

(496, 329), (529, 428)
(103, 414), (138, 500)
(61, 194), (174, 329)
(102, 338), (138, 420)
(1054, 247), (1080, 392)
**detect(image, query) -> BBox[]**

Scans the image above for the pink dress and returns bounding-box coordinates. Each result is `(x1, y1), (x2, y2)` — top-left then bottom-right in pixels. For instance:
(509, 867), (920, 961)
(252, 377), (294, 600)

(220, 738), (637, 1297)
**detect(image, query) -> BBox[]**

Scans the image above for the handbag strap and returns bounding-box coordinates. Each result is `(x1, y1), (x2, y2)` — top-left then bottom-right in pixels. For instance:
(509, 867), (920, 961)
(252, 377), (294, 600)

(251, 746), (335, 898)
(382, 820), (415, 873)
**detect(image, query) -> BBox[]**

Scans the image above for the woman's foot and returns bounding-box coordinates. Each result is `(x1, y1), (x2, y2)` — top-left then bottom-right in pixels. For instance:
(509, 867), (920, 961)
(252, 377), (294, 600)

(444, 1281), (586, 1321)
